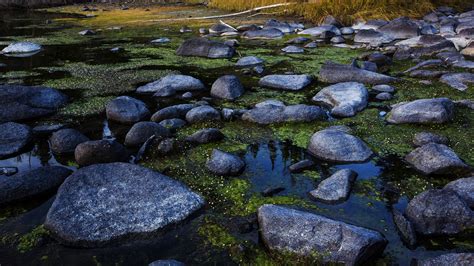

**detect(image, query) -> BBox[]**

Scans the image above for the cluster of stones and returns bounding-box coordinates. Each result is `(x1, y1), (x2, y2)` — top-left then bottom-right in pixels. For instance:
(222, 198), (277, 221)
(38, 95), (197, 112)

(1, 5), (474, 265)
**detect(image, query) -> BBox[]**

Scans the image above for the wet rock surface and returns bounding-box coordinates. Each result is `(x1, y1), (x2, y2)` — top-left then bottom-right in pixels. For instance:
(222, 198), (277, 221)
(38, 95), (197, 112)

(106, 96), (150, 124)
(206, 149), (245, 176)
(75, 140), (130, 166)
(0, 122), (32, 158)
(50, 128), (89, 155)
(258, 204), (387, 264)
(387, 98), (454, 124)
(45, 163), (205, 247)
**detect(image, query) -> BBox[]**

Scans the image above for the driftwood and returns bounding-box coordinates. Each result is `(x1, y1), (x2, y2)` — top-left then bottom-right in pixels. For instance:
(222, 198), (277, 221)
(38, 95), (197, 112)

(144, 2), (295, 22)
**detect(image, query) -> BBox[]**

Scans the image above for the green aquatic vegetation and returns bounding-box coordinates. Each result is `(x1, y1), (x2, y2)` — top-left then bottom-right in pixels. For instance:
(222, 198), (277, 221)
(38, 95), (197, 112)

(353, 178), (384, 202)
(59, 96), (114, 118)
(270, 121), (329, 148)
(0, 71), (41, 80)
(387, 174), (434, 198)
(17, 225), (49, 253)
(42, 62), (175, 97)
(198, 223), (239, 249)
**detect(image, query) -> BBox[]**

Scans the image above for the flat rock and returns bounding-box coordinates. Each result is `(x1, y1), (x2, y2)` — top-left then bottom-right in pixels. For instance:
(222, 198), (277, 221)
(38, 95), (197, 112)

(235, 56), (264, 68)
(151, 104), (196, 122)
(378, 17), (420, 39)
(439, 73), (474, 91)
(258, 204), (387, 264)
(125, 122), (170, 147)
(352, 19), (388, 30)
(354, 29), (394, 45)
(259, 75), (312, 91)
(176, 38), (234, 59)
(312, 82), (368, 117)
(242, 28), (284, 40)
(209, 22), (237, 34)
(444, 177), (474, 208)
(45, 163), (205, 247)
(405, 189), (473, 236)
(285, 37), (310, 44)
(281, 45), (304, 54)
(288, 159), (315, 173)
(413, 132), (448, 147)
(185, 105), (221, 124)
(0, 166), (72, 205)
(318, 61), (397, 85)
(50, 128), (89, 155)
(151, 37), (170, 44)
(242, 104), (326, 125)
(0, 122), (32, 159)
(386, 98), (454, 124)
(75, 140), (130, 167)
(310, 169), (357, 203)
(307, 128), (373, 163)
(1, 42), (42, 54)
(210, 75), (244, 100)
(406, 143), (470, 176)
(418, 253), (474, 266)
(298, 25), (341, 37)
(106, 96), (150, 124)
(136, 74), (205, 94)
(206, 149), (245, 176)
(0, 85), (68, 123)
(185, 128), (224, 144)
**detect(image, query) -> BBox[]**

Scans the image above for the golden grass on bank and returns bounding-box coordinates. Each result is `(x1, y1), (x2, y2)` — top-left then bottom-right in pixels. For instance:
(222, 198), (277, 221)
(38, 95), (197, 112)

(205, 0), (471, 24)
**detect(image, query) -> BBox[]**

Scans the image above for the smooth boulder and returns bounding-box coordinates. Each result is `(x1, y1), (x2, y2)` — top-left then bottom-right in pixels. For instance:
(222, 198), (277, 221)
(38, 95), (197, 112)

(185, 106), (221, 124)
(235, 56), (264, 68)
(310, 169), (357, 203)
(136, 74), (205, 94)
(0, 166), (72, 205)
(258, 204), (387, 264)
(1, 42), (42, 54)
(185, 128), (224, 144)
(210, 75), (244, 100)
(444, 177), (474, 208)
(386, 98), (454, 124)
(176, 38), (234, 59)
(206, 149), (245, 176)
(151, 104), (196, 122)
(0, 122), (32, 158)
(259, 75), (312, 91)
(439, 73), (474, 91)
(307, 128), (373, 163)
(405, 189), (473, 236)
(312, 82), (368, 117)
(50, 129), (89, 154)
(45, 163), (205, 247)
(405, 143), (470, 175)
(125, 122), (170, 147)
(318, 62), (397, 85)
(106, 96), (150, 124)
(242, 29), (284, 40)
(75, 140), (130, 166)
(0, 85), (68, 122)
(242, 104), (326, 125)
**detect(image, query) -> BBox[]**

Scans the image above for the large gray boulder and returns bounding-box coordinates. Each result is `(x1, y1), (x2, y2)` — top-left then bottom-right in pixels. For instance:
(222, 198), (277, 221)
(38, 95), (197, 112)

(185, 105), (221, 124)
(310, 169), (357, 203)
(50, 128), (89, 154)
(413, 132), (449, 147)
(386, 98), (454, 125)
(151, 104), (196, 122)
(354, 29), (395, 45)
(378, 17), (420, 39)
(136, 74), (205, 94)
(394, 35), (455, 60)
(259, 75), (312, 91)
(176, 38), (234, 59)
(0, 166), (72, 205)
(206, 149), (245, 176)
(405, 143), (470, 175)
(106, 96), (150, 124)
(0, 122), (32, 159)
(124, 122), (170, 147)
(439, 73), (474, 91)
(405, 189), (473, 236)
(258, 204), (387, 264)
(318, 62), (397, 85)
(418, 253), (474, 266)
(45, 163), (205, 247)
(307, 128), (373, 163)
(312, 82), (368, 117)
(242, 28), (284, 39)
(444, 177), (474, 208)
(210, 75), (244, 100)
(242, 104), (326, 125)
(0, 85), (68, 123)
(75, 140), (130, 167)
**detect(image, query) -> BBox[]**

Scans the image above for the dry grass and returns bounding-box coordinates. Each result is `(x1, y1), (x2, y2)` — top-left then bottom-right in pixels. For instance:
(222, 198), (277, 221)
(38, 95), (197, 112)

(205, 0), (471, 24)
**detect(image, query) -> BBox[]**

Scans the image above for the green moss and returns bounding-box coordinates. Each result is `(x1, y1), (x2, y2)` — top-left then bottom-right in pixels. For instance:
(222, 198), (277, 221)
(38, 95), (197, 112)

(59, 96), (114, 118)
(198, 223), (239, 249)
(270, 122), (328, 148)
(17, 225), (49, 253)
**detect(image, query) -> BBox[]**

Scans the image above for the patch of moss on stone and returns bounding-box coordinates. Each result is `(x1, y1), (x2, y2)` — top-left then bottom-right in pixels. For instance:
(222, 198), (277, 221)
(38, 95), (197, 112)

(59, 96), (114, 118)
(17, 225), (49, 253)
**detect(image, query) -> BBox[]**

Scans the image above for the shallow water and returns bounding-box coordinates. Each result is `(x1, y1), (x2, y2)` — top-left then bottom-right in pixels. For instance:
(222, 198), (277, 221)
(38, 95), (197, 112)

(0, 8), (473, 266)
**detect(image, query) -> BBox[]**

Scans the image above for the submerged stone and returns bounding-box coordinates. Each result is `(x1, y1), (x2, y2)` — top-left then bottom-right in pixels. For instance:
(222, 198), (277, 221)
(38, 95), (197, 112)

(0, 122), (32, 159)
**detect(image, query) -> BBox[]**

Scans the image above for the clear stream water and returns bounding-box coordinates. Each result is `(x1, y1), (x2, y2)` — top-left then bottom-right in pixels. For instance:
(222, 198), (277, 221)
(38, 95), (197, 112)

(0, 9), (472, 266)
